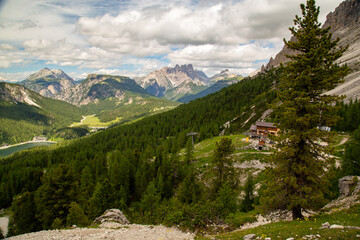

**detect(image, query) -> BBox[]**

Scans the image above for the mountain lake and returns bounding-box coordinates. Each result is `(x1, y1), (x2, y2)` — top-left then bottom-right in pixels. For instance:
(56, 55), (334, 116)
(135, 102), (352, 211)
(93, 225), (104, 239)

(0, 141), (55, 158)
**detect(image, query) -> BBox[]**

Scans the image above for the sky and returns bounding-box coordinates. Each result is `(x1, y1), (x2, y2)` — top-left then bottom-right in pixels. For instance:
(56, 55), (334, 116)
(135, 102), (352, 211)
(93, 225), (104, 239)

(0, 0), (344, 82)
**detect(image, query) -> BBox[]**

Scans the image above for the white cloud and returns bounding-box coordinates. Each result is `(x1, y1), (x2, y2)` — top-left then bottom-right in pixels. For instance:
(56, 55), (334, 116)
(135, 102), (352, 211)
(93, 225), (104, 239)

(168, 42), (282, 76)
(0, 71), (34, 82)
(0, 0), (345, 77)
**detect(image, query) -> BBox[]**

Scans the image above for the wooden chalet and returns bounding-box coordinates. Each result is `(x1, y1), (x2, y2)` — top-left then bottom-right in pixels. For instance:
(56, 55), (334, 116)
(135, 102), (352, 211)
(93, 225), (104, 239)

(249, 121), (279, 138)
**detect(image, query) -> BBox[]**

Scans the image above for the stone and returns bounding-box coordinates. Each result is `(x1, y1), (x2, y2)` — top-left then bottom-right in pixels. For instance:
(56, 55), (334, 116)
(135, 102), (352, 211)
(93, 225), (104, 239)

(338, 176), (359, 196)
(94, 209), (130, 225)
(286, 238), (295, 240)
(330, 224), (344, 229)
(243, 234), (256, 240)
(321, 222), (330, 229)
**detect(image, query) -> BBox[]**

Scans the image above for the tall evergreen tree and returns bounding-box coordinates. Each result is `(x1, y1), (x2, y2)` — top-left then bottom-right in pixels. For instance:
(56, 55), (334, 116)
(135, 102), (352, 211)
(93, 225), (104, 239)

(260, 0), (349, 220)
(211, 138), (236, 196)
(34, 164), (79, 229)
(8, 192), (40, 236)
(343, 126), (360, 175)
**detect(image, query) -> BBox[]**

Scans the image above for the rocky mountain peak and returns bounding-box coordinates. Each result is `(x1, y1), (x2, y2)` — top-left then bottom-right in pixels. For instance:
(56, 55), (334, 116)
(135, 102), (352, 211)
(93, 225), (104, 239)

(22, 68), (76, 98)
(26, 68), (73, 82)
(210, 69), (239, 82)
(263, 0), (360, 100)
(138, 64), (209, 98)
(323, 0), (360, 32)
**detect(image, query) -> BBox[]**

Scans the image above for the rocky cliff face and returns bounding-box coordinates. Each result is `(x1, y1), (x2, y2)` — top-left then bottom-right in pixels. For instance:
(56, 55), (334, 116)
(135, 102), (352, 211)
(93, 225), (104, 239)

(264, 0), (360, 100)
(22, 68), (75, 98)
(137, 64), (209, 98)
(0, 82), (41, 108)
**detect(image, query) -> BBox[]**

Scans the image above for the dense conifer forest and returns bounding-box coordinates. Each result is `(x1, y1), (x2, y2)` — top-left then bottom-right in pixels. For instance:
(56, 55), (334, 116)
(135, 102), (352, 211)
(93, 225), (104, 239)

(1, 66), (359, 237)
(0, 69), (278, 235)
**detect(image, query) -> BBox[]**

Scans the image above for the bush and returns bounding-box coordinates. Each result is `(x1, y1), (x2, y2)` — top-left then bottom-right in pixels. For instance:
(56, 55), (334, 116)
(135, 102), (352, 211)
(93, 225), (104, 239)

(66, 202), (90, 227)
(225, 211), (257, 228)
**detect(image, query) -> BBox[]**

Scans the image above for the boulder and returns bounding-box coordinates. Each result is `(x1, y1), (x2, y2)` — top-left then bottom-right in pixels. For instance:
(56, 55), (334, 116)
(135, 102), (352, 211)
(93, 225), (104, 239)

(339, 176), (359, 196)
(243, 234), (256, 240)
(320, 222), (330, 229)
(93, 209), (130, 225)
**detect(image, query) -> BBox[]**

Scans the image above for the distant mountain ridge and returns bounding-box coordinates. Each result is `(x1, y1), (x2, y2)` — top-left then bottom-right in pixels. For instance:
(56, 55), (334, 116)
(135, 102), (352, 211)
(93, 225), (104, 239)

(178, 77), (242, 103)
(210, 69), (238, 83)
(136, 64), (209, 100)
(264, 0), (360, 100)
(22, 67), (75, 98)
(56, 74), (149, 106)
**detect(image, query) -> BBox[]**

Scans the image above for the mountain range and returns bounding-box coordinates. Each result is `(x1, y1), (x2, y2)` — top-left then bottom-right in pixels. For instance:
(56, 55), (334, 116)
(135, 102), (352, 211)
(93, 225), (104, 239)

(135, 64), (240, 101)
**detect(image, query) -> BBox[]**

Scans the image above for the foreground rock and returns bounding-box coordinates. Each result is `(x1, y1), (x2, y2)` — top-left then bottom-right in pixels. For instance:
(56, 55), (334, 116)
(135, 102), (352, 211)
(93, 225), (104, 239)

(8, 209), (194, 240)
(93, 209), (130, 224)
(322, 176), (360, 212)
(7, 223), (194, 240)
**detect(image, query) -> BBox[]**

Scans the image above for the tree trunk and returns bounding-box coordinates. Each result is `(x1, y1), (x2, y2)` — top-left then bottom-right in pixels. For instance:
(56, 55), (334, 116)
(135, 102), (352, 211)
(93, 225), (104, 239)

(292, 205), (303, 220)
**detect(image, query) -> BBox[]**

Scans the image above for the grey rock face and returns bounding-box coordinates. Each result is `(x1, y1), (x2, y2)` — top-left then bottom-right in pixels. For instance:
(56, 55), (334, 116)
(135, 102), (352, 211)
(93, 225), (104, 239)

(339, 176), (360, 196)
(93, 209), (130, 225)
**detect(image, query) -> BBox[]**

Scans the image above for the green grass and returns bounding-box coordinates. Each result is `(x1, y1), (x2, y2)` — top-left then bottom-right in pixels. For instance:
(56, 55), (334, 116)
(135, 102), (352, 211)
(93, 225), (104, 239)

(196, 204), (360, 240)
(191, 135), (249, 159)
(71, 115), (123, 128)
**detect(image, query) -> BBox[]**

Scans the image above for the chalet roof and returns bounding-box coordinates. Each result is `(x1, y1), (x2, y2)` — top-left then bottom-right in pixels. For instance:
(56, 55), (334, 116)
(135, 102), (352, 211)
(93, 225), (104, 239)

(250, 125), (257, 131)
(255, 121), (276, 128)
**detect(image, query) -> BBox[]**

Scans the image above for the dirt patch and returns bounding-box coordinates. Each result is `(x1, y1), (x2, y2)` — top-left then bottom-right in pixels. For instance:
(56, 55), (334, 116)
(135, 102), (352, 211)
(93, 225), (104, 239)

(0, 217), (9, 236)
(7, 223), (194, 240)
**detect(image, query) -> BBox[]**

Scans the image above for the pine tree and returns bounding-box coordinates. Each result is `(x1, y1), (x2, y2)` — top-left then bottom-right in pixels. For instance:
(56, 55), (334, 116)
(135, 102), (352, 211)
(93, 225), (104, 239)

(343, 126), (360, 175)
(185, 137), (194, 164)
(8, 192), (40, 235)
(34, 164), (79, 229)
(66, 202), (90, 227)
(242, 174), (254, 213)
(260, 0), (349, 220)
(211, 137), (236, 196)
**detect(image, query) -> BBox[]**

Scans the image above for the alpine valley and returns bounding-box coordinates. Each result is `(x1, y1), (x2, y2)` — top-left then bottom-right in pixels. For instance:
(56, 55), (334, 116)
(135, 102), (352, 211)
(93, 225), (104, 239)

(1, 1), (360, 240)
(1, 64), (240, 145)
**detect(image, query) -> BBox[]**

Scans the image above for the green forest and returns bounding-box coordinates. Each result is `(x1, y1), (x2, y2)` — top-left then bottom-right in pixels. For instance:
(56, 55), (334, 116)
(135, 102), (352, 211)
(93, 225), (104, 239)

(1, 66), (359, 237)
(0, 68), (279, 236)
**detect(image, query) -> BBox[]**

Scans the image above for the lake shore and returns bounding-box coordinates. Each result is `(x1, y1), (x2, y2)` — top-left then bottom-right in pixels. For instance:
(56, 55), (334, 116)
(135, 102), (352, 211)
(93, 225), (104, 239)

(0, 140), (57, 150)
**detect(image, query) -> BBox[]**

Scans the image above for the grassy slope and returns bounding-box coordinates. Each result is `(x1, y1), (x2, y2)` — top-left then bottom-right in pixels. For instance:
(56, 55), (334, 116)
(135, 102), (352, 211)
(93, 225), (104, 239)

(79, 91), (181, 126)
(0, 83), (84, 144)
(197, 204), (360, 240)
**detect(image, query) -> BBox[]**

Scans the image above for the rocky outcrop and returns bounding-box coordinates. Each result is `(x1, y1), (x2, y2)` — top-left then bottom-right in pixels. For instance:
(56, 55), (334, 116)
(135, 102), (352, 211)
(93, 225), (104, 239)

(322, 176), (360, 212)
(93, 209), (130, 225)
(339, 175), (360, 196)
(264, 0), (360, 100)
(22, 68), (75, 98)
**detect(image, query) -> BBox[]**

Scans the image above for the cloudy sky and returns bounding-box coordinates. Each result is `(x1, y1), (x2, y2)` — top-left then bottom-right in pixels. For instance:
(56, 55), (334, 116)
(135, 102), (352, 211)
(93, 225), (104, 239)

(0, 0), (344, 82)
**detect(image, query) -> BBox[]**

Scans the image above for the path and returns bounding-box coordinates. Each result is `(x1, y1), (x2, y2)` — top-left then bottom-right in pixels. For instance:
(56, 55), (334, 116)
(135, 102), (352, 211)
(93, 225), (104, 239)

(0, 217), (9, 237)
(7, 222), (194, 240)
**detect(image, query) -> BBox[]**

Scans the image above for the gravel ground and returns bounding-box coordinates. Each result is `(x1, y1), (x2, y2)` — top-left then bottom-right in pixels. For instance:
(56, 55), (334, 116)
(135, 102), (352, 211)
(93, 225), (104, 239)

(0, 217), (8, 236)
(7, 222), (195, 240)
